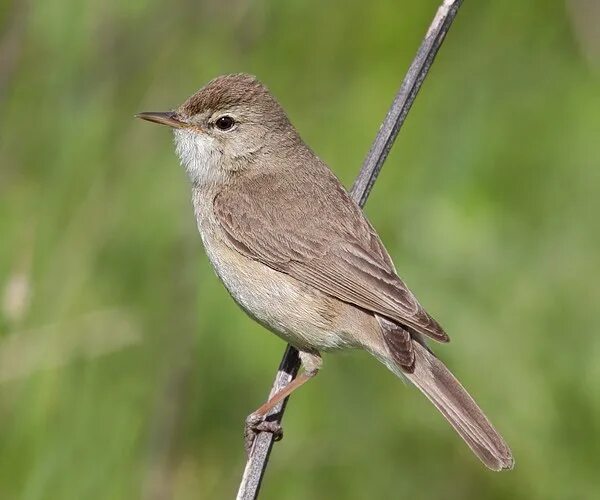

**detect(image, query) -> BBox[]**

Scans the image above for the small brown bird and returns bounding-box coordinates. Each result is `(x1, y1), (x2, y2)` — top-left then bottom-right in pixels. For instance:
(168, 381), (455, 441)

(137, 73), (513, 470)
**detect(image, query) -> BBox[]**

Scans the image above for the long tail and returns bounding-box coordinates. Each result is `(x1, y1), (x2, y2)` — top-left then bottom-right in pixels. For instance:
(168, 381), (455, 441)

(383, 338), (514, 471)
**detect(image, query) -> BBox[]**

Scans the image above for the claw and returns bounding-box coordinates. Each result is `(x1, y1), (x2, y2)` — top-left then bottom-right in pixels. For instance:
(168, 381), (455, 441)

(244, 413), (284, 456)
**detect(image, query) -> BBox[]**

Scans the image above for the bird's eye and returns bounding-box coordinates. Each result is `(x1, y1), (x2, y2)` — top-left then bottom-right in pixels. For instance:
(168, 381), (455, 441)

(215, 115), (236, 131)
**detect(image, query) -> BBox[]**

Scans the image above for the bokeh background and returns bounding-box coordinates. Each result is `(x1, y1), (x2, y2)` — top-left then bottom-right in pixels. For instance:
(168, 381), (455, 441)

(1, 1), (599, 498)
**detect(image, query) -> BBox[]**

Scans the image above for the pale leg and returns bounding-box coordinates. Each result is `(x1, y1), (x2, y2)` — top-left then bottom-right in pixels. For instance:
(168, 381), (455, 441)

(245, 351), (322, 454)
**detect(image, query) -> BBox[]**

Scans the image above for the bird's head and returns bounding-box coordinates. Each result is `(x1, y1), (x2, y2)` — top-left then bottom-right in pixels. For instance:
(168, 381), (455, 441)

(137, 73), (296, 186)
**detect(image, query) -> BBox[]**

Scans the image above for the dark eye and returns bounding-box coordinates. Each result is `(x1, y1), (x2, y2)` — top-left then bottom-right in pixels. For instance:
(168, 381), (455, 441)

(215, 115), (235, 131)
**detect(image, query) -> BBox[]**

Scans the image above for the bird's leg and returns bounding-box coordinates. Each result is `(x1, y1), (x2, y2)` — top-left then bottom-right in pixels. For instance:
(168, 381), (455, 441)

(245, 351), (321, 455)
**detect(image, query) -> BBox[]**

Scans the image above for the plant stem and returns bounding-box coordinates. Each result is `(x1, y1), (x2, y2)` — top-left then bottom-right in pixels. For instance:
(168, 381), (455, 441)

(236, 2), (464, 498)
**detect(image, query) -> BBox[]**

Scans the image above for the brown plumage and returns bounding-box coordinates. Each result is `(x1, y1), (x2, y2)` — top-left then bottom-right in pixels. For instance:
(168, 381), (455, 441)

(137, 73), (514, 471)
(214, 165), (449, 345)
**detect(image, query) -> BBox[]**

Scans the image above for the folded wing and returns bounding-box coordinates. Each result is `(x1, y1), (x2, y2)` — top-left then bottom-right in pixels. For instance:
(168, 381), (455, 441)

(214, 168), (448, 343)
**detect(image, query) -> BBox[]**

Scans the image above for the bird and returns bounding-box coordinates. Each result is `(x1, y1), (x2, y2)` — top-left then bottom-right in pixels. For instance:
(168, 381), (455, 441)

(136, 73), (513, 470)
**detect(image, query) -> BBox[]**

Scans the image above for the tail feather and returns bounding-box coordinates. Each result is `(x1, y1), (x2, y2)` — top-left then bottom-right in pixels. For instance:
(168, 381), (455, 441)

(386, 340), (514, 471)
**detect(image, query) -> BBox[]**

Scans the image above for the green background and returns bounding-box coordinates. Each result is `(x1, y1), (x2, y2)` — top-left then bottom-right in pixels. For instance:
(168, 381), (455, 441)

(1, 1), (599, 498)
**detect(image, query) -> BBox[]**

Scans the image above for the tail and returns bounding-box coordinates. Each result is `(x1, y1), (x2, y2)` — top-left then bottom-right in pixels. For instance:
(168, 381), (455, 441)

(383, 339), (514, 471)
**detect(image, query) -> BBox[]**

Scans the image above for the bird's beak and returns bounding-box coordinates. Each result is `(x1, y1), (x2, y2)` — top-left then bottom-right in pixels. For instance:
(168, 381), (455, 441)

(135, 111), (187, 128)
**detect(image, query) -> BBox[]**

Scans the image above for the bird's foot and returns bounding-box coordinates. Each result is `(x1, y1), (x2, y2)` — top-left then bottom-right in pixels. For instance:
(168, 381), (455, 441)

(244, 412), (283, 456)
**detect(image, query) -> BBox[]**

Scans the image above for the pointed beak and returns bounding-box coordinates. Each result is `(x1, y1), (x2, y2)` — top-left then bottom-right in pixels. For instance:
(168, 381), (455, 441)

(135, 111), (187, 128)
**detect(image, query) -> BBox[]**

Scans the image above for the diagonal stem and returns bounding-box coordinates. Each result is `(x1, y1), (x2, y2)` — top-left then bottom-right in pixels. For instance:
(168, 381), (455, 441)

(236, 1), (464, 498)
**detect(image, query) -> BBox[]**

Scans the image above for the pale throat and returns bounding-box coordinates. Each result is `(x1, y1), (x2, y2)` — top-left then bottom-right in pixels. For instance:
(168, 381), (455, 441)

(173, 128), (226, 187)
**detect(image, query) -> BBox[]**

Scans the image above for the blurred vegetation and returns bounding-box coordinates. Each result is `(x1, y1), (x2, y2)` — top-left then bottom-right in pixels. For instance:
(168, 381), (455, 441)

(1, 0), (599, 499)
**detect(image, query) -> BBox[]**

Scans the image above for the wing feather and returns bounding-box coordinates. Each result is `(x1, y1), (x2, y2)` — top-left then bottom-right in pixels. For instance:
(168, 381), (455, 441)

(214, 170), (449, 343)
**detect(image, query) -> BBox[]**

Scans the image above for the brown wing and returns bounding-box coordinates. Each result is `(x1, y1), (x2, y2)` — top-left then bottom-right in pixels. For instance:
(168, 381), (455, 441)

(213, 168), (448, 343)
